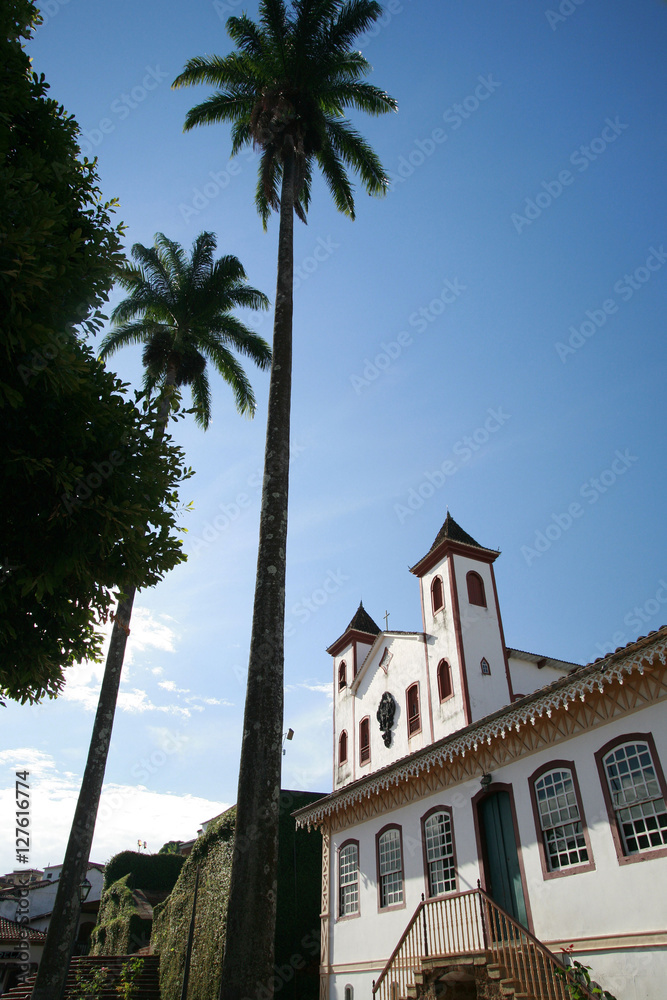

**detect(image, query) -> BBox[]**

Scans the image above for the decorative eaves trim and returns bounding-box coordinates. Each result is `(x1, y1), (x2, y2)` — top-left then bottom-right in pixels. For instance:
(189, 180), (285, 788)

(295, 633), (667, 829)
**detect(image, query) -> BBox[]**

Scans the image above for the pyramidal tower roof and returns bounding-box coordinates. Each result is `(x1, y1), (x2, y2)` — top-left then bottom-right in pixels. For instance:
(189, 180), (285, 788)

(326, 601), (381, 656)
(427, 512), (484, 552)
(346, 601), (381, 636)
(410, 513), (499, 576)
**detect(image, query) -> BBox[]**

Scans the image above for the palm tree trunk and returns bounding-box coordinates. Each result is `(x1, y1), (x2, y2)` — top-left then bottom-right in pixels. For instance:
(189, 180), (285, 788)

(31, 381), (176, 1000)
(220, 147), (296, 1000)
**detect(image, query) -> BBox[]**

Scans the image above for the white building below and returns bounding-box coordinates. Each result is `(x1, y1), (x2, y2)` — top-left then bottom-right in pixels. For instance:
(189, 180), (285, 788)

(295, 515), (667, 1000)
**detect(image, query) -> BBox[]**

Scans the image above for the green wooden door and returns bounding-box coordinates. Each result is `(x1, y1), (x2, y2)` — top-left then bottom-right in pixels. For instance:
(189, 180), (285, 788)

(479, 790), (528, 927)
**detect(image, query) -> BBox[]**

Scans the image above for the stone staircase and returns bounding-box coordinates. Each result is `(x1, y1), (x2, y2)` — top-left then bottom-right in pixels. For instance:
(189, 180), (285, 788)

(407, 952), (542, 1000)
(2, 954), (161, 999)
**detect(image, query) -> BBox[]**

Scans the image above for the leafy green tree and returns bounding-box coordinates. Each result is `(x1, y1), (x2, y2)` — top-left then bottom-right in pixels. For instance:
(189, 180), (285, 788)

(173, 3), (396, 994)
(32, 234), (269, 1000)
(0, 0), (188, 701)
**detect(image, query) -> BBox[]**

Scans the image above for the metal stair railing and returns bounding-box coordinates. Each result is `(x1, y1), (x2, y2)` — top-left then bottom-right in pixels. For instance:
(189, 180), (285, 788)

(372, 887), (597, 1000)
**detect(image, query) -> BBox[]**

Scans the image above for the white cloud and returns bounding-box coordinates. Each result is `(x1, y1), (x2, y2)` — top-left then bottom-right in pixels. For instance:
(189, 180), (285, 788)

(0, 749), (228, 873)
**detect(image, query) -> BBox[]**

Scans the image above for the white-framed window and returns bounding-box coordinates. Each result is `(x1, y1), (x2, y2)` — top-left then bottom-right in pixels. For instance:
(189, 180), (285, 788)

(423, 809), (456, 896)
(534, 768), (589, 870)
(603, 741), (667, 855)
(377, 827), (403, 908)
(339, 841), (359, 916)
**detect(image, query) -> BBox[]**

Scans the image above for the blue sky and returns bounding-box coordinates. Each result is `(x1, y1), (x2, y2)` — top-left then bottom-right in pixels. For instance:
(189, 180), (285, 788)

(2, 0), (666, 873)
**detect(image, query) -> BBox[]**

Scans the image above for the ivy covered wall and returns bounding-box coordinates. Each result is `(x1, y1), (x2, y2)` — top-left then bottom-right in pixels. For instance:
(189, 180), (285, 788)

(91, 850), (185, 955)
(151, 791), (323, 1000)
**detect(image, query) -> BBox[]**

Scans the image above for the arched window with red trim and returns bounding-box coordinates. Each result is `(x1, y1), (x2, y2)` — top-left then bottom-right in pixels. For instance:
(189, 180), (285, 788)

(431, 575), (444, 614)
(407, 683), (421, 736)
(437, 660), (453, 702)
(338, 730), (348, 765)
(359, 717), (370, 764)
(467, 571), (486, 607)
(338, 660), (347, 690)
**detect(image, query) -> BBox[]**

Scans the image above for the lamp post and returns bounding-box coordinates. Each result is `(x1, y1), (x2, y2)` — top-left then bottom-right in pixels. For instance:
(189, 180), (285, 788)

(78, 878), (92, 904)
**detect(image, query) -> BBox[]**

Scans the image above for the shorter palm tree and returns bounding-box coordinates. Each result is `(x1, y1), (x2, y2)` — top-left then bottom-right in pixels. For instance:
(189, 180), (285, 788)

(100, 230), (271, 426)
(31, 231), (270, 1000)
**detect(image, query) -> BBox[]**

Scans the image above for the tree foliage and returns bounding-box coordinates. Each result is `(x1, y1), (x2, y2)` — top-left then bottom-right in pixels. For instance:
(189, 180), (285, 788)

(0, 0), (190, 703)
(99, 231), (270, 429)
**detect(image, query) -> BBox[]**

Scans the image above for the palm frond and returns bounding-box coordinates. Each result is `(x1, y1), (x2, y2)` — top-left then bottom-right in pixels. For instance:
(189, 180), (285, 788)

(99, 321), (169, 359)
(200, 320), (272, 370)
(328, 0), (383, 51)
(201, 341), (257, 416)
(183, 90), (256, 132)
(189, 368), (213, 429)
(316, 139), (355, 216)
(325, 117), (389, 196)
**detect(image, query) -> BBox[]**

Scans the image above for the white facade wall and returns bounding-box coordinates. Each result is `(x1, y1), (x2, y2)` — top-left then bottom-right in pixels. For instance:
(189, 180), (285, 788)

(327, 702), (667, 999)
(450, 554), (512, 720)
(508, 655), (569, 697)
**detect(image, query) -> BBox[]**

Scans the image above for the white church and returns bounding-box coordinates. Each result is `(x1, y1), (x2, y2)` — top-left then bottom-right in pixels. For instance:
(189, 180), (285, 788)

(295, 514), (667, 1000)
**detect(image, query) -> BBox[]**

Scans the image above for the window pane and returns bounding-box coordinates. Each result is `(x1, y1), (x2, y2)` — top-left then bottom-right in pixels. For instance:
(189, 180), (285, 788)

(339, 844), (358, 915)
(379, 829), (403, 906)
(604, 742), (667, 855)
(535, 769), (588, 870)
(424, 812), (456, 895)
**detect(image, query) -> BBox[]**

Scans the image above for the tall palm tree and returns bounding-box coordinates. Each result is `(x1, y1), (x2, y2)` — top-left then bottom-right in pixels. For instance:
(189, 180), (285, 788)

(173, 5), (396, 996)
(31, 232), (270, 1000)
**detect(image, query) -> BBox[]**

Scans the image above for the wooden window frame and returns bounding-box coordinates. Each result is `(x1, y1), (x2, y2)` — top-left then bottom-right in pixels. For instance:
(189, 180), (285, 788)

(359, 716), (370, 765)
(528, 760), (595, 880)
(595, 731), (667, 866)
(431, 575), (444, 615)
(338, 660), (347, 690)
(338, 730), (348, 766)
(437, 660), (453, 703)
(376, 824), (405, 912)
(406, 682), (421, 737)
(466, 570), (487, 608)
(421, 805), (458, 898)
(338, 839), (360, 920)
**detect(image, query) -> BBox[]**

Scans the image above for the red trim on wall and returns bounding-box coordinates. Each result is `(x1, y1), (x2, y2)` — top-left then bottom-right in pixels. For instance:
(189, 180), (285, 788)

(406, 682), (422, 738)
(359, 716), (371, 766)
(594, 731), (667, 866)
(490, 563), (514, 703)
(422, 634), (435, 742)
(410, 539), (499, 578)
(448, 556), (472, 726)
(470, 782), (534, 935)
(527, 759), (596, 880)
(327, 629), (378, 657)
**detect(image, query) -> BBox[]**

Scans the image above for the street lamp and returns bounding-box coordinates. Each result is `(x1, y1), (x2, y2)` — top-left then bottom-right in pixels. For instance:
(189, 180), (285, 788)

(78, 877), (92, 904)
